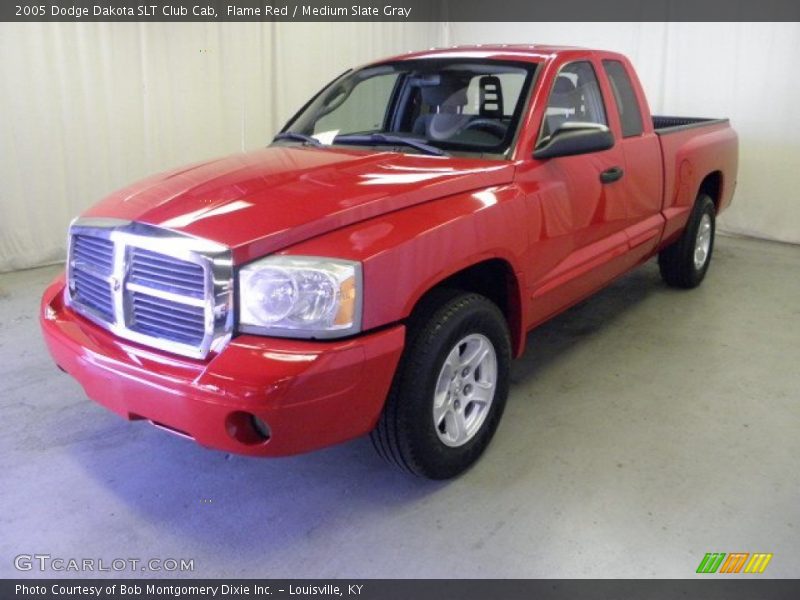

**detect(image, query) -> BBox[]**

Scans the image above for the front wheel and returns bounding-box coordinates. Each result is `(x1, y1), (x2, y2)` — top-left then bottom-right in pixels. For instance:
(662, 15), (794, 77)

(371, 291), (511, 479)
(659, 193), (716, 288)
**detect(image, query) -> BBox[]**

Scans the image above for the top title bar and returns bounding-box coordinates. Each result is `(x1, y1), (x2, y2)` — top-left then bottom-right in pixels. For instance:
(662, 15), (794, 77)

(3, 0), (800, 22)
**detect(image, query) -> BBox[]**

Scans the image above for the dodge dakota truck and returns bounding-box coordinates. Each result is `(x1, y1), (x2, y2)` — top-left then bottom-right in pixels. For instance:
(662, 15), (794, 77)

(40, 46), (738, 479)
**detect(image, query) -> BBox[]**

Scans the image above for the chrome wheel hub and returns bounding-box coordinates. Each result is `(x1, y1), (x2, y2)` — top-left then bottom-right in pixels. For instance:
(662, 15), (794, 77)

(433, 333), (498, 448)
(694, 213), (712, 270)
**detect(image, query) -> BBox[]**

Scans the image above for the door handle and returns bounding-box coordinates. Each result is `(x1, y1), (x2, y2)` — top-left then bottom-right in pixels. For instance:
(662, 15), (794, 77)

(600, 166), (624, 184)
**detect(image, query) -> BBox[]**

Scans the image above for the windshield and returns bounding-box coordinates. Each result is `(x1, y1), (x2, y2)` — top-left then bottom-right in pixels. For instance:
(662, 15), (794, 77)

(279, 59), (538, 157)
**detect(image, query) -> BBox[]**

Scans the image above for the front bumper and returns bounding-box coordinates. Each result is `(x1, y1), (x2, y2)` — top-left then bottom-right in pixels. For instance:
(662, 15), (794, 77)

(40, 276), (405, 456)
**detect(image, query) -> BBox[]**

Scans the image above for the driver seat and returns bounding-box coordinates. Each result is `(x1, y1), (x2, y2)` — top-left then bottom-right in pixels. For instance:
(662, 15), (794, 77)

(412, 75), (471, 141)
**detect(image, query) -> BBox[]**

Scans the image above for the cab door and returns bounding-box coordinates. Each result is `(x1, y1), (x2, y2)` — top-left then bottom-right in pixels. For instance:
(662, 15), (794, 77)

(601, 58), (664, 261)
(518, 59), (634, 327)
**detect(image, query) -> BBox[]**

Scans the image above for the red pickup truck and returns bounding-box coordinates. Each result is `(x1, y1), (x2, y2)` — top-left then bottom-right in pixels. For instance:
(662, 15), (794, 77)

(40, 46), (738, 479)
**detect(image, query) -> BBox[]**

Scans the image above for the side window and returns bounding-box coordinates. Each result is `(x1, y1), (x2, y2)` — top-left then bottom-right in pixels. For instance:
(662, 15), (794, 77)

(541, 61), (607, 140)
(313, 72), (399, 136)
(602, 60), (644, 137)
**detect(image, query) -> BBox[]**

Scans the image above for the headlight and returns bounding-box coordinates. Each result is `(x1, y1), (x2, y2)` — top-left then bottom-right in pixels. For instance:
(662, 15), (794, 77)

(238, 256), (362, 338)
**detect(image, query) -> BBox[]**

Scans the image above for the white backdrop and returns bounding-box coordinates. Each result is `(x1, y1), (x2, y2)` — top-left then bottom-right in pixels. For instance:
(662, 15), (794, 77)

(1, 22), (798, 272)
(443, 22), (800, 246)
(0, 22), (443, 272)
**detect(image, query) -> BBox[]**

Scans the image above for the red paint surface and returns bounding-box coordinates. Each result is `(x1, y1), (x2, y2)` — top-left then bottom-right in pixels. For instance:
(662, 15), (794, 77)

(41, 47), (738, 456)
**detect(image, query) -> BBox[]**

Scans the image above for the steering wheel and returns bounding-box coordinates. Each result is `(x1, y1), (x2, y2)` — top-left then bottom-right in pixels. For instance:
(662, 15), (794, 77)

(461, 118), (508, 139)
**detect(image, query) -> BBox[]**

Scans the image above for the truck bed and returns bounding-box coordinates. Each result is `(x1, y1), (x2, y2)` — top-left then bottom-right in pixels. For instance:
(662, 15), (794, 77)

(652, 115), (737, 245)
(652, 115), (730, 135)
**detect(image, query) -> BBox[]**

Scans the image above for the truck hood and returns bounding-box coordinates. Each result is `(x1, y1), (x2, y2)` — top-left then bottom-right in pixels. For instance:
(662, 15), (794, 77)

(83, 146), (515, 263)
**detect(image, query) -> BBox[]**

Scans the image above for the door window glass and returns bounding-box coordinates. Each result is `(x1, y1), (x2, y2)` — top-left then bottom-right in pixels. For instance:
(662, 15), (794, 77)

(541, 61), (607, 140)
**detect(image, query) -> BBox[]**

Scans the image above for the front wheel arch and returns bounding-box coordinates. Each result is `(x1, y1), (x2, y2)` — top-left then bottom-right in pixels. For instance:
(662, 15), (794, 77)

(402, 258), (525, 358)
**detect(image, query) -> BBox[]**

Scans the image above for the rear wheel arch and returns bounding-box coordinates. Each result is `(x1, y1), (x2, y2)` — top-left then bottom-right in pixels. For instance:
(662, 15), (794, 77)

(658, 193), (716, 289)
(698, 170), (723, 212)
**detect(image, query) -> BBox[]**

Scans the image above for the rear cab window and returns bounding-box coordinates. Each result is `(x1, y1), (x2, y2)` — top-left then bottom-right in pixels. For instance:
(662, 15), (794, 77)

(602, 60), (644, 138)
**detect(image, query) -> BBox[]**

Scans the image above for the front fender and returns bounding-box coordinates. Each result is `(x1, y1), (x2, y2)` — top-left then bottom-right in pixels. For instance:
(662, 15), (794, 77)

(282, 184), (534, 355)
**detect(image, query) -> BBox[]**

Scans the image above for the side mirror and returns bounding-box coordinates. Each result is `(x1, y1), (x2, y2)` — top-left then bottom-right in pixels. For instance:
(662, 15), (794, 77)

(533, 122), (615, 159)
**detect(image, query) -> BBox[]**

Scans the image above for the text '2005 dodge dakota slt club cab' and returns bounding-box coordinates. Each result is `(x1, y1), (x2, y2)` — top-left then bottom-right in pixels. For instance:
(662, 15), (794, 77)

(41, 46), (738, 479)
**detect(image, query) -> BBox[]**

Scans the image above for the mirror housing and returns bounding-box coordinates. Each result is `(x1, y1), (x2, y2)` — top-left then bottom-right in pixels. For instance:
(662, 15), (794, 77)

(533, 122), (614, 159)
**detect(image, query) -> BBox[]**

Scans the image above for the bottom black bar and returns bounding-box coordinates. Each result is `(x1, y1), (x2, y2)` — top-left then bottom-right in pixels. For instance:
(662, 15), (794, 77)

(3, 579), (800, 600)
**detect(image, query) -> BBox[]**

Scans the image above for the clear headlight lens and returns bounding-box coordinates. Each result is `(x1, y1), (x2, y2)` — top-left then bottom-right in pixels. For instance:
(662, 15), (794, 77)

(238, 256), (361, 338)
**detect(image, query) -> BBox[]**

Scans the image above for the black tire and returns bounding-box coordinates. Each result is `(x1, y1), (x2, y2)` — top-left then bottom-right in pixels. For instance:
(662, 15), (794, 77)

(658, 193), (716, 289)
(371, 290), (511, 479)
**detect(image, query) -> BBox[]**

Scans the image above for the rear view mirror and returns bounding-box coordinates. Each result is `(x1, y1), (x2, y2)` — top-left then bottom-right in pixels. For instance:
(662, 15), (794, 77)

(534, 122), (614, 159)
(408, 73), (442, 87)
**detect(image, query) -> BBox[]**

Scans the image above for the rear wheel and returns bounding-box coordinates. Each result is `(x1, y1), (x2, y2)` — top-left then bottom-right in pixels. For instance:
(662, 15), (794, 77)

(371, 291), (511, 479)
(659, 193), (716, 288)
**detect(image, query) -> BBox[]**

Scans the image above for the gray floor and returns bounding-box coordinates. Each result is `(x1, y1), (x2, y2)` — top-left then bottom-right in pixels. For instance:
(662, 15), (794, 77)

(1, 235), (798, 579)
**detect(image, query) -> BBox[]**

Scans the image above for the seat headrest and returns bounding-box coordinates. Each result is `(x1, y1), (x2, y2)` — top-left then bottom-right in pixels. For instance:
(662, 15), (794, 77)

(419, 74), (469, 107)
(553, 75), (576, 94)
(479, 75), (504, 118)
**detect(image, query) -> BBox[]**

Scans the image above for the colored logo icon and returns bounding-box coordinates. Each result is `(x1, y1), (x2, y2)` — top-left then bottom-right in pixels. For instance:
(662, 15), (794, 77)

(696, 553), (773, 574)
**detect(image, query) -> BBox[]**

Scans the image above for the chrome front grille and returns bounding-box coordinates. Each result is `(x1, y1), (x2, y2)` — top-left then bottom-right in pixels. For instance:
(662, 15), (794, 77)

(71, 267), (115, 321)
(66, 218), (233, 359)
(129, 247), (205, 298)
(73, 234), (114, 272)
(130, 291), (206, 345)
(71, 234), (115, 320)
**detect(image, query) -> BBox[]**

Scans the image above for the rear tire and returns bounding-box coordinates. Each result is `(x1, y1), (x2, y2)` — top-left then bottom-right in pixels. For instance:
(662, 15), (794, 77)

(658, 193), (716, 289)
(371, 290), (511, 479)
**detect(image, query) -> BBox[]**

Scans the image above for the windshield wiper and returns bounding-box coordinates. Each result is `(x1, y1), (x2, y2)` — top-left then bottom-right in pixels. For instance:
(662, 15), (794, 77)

(334, 133), (446, 157)
(272, 132), (322, 146)
(274, 131), (447, 157)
